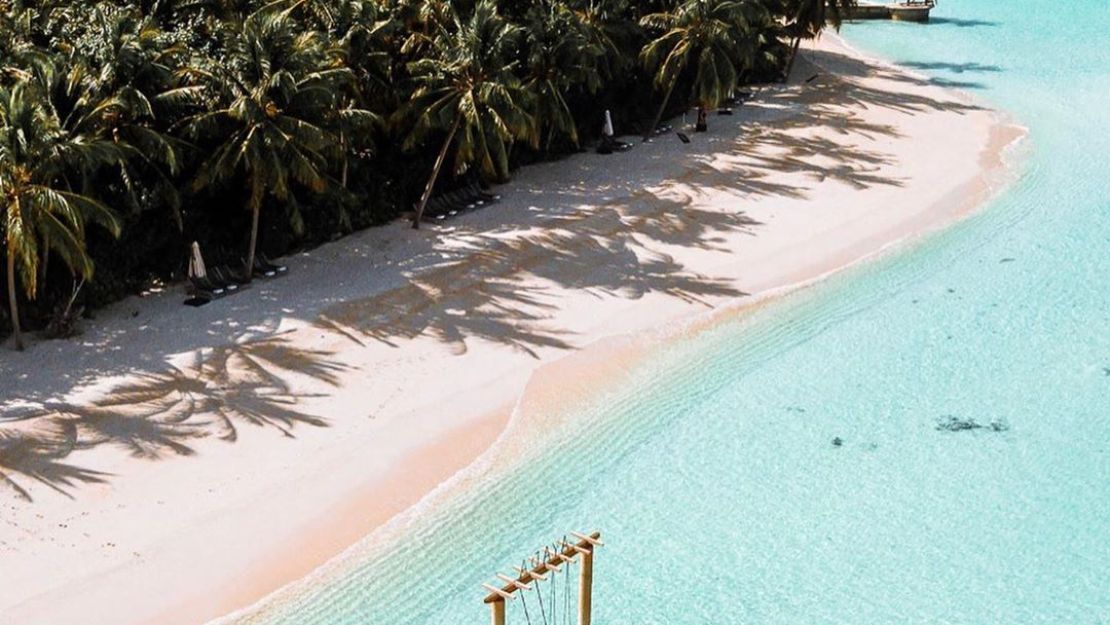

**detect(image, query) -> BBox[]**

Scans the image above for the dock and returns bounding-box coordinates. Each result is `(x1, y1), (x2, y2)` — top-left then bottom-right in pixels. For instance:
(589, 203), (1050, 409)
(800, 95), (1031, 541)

(845, 1), (935, 23)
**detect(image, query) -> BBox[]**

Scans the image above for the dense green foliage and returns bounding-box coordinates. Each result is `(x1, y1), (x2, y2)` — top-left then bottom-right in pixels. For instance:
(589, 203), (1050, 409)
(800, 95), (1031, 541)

(0, 0), (845, 347)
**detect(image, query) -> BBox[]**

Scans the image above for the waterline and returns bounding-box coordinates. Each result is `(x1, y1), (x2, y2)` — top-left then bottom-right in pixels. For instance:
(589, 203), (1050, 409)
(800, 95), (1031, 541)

(223, 1), (1109, 622)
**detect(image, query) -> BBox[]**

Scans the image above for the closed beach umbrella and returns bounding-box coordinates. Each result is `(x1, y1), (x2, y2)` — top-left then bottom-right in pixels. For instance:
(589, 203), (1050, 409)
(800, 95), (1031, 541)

(189, 241), (207, 280)
(603, 110), (614, 137)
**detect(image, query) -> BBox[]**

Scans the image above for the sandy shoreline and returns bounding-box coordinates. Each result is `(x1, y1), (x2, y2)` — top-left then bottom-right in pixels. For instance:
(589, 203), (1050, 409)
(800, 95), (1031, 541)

(0, 34), (1026, 625)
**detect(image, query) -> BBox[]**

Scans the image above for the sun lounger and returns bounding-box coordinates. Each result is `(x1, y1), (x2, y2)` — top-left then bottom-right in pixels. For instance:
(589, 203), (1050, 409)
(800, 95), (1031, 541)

(420, 182), (504, 222)
(260, 254), (288, 274)
(214, 265), (251, 286)
(189, 275), (227, 299)
(248, 254), (287, 278)
(446, 190), (477, 209)
(247, 257), (277, 278)
(467, 182), (501, 203)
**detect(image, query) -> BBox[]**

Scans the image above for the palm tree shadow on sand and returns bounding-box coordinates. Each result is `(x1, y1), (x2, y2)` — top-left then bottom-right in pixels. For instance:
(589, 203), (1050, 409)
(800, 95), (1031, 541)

(2, 48), (972, 502)
(313, 192), (758, 359)
(0, 335), (345, 501)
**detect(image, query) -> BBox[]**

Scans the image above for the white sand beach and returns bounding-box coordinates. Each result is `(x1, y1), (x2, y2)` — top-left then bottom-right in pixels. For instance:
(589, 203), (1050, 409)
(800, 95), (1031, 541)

(0, 35), (1025, 625)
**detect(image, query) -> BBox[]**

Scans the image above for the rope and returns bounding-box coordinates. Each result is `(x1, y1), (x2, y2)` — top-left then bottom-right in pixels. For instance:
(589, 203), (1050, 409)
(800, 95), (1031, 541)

(550, 546), (557, 625)
(518, 560), (534, 625)
(532, 553), (550, 625)
(564, 537), (572, 625)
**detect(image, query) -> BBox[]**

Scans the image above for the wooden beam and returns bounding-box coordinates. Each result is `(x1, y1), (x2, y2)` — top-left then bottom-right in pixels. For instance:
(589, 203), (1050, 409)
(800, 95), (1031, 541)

(491, 598), (506, 625)
(519, 564), (548, 581)
(483, 584), (514, 601)
(483, 531), (601, 604)
(496, 573), (532, 591)
(561, 541), (591, 556)
(571, 532), (604, 547)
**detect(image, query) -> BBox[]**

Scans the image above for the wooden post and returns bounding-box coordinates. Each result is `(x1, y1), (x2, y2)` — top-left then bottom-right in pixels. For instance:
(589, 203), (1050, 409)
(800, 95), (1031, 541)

(490, 599), (505, 625)
(578, 546), (593, 625)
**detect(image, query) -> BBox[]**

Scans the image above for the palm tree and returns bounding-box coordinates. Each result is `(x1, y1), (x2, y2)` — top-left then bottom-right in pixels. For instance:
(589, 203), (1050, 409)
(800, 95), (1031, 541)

(399, 0), (536, 229)
(180, 2), (357, 279)
(1, 79), (122, 350)
(565, 0), (643, 83)
(55, 6), (185, 225)
(777, 0), (857, 80)
(521, 2), (604, 150)
(639, 0), (764, 140)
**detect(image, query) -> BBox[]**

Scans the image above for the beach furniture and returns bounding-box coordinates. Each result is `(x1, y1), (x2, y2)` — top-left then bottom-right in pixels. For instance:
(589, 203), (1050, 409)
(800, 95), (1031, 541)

(213, 265), (251, 287)
(186, 242), (229, 302)
(250, 253), (288, 278)
(188, 274), (227, 299)
(420, 182), (502, 222)
(597, 135), (632, 154)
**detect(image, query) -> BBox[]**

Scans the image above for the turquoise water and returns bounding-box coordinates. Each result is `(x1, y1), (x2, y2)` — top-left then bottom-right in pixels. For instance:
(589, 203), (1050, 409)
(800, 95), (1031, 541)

(229, 2), (1109, 623)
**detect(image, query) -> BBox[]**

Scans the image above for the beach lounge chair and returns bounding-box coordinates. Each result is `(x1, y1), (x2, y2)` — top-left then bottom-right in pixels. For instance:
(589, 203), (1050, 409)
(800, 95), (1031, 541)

(188, 275), (227, 299)
(466, 181), (501, 203)
(598, 134), (633, 153)
(209, 268), (240, 292)
(423, 196), (447, 218)
(248, 256), (277, 278)
(446, 190), (477, 210)
(420, 182), (503, 222)
(213, 265), (251, 287)
(251, 254), (287, 278)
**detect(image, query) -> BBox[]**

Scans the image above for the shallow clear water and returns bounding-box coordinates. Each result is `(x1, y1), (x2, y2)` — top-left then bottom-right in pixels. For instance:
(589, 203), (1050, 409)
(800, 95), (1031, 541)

(229, 1), (1109, 623)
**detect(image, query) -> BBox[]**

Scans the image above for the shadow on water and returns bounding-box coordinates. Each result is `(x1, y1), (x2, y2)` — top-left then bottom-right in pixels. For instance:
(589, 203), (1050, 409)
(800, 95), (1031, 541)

(900, 61), (1003, 74)
(929, 16), (1001, 28)
(2, 47), (966, 502)
(895, 60), (1004, 91)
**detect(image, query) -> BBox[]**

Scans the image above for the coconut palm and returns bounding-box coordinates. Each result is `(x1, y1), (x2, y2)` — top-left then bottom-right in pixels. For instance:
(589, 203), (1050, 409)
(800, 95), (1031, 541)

(55, 6), (186, 225)
(521, 2), (604, 149)
(1, 79), (122, 350)
(639, 0), (764, 140)
(564, 0), (643, 82)
(180, 2), (358, 279)
(777, 0), (857, 79)
(399, 0), (536, 229)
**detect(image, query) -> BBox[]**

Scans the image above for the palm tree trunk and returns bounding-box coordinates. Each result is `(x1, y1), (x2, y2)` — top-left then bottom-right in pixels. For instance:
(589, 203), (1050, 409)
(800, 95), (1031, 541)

(7, 243), (23, 351)
(340, 132), (349, 188)
(644, 80), (678, 143)
(41, 235), (49, 285)
(412, 113), (462, 230)
(245, 202), (261, 283)
(783, 37), (802, 82)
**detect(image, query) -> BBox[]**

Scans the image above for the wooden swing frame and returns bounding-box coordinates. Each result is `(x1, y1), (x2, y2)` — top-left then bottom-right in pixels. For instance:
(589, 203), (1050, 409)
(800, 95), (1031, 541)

(482, 531), (603, 625)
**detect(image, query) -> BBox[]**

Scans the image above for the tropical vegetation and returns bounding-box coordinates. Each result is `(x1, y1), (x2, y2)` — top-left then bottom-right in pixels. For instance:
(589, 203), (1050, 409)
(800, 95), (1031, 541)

(0, 0), (849, 348)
